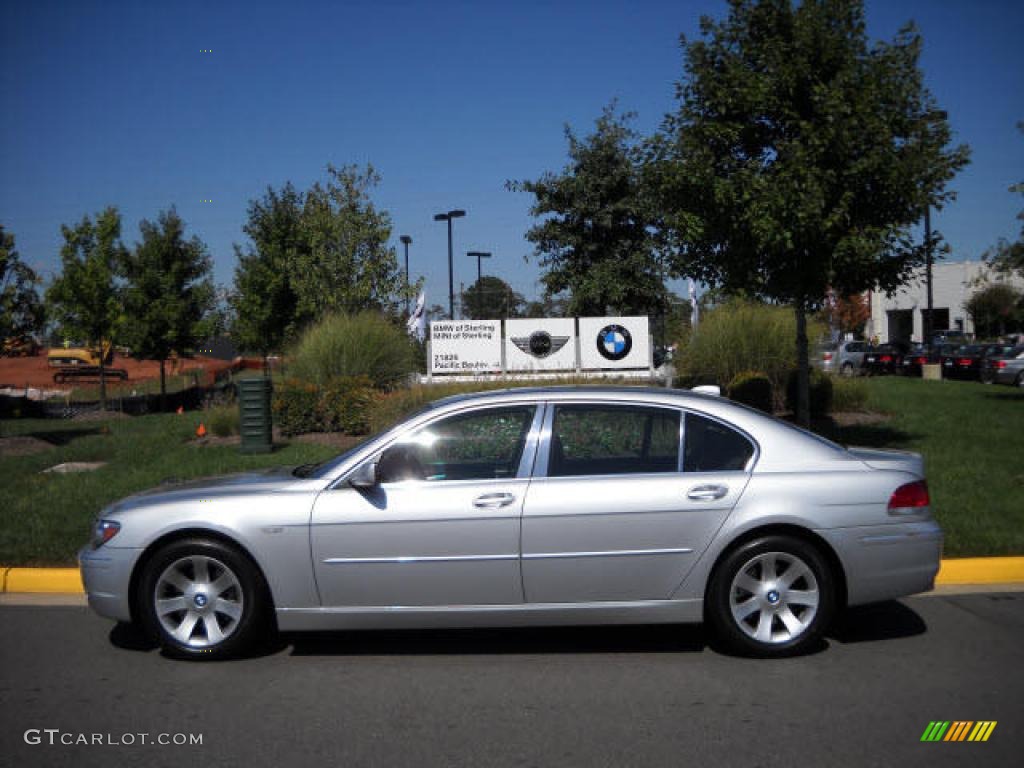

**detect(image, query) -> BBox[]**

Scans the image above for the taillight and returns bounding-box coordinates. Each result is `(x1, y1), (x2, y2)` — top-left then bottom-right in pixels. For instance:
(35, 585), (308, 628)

(996, 361), (1007, 369)
(888, 481), (930, 515)
(880, 355), (892, 363)
(824, 352), (833, 361)
(958, 358), (972, 366)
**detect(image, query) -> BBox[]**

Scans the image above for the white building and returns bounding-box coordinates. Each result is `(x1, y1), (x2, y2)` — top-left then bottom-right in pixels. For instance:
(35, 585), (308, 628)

(867, 260), (1024, 344)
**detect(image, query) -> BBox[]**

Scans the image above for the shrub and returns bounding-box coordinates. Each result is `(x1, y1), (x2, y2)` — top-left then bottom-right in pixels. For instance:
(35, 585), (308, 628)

(678, 299), (825, 407)
(785, 367), (833, 417)
(320, 376), (378, 435)
(289, 312), (416, 390)
(727, 371), (773, 413)
(207, 405), (239, 437)
(830, 375), (869, 413)
(273, 379), (321, 436)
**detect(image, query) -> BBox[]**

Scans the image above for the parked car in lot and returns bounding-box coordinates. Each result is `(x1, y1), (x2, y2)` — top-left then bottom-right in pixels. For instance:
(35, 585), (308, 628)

(80, 386), (942, 660)
(940, 344), (992, 381)
(981, 345), (1024, 387)
(819, 340), (867, 376)
(862, 342), (908, 375)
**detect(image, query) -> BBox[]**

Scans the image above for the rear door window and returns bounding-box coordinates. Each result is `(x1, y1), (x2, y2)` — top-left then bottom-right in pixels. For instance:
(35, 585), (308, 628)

(683, 413), (755, 472)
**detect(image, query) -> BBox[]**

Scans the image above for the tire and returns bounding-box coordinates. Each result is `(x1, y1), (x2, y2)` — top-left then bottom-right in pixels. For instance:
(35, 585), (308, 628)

(707, 535), (835, 658)
(840, 362), (854, 377)
(137, 537), (271, 660)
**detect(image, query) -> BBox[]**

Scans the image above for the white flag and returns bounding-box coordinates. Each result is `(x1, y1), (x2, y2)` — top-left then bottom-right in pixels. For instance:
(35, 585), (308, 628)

(688, 278), (699, 328)
(406, 291), (426, 342)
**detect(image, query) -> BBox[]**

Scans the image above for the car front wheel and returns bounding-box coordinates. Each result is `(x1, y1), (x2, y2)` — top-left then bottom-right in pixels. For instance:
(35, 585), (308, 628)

(138, 538), (270, 660)
(707, 536), (835, 657)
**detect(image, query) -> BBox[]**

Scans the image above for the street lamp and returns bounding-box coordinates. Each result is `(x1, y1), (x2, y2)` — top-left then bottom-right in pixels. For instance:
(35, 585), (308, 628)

(466, 251), (492, 284)
(923, 109), (948, 347)
(399, 235), (412, 315)
(433, 209), (466, 320)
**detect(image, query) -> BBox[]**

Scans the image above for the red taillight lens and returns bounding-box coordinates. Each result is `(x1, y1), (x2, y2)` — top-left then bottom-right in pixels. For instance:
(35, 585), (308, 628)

(916, 356), (927, 364)
(824, 353), (833, 361)
(888, 480), (930, 514)
(958, 358), (972, 366)
(996, 361), (1007, 369)
(880, 355), (892, 363)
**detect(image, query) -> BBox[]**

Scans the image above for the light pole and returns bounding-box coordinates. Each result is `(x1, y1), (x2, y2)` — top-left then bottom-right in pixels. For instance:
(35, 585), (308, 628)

(923, 109), (948, 347)
(399, 235), (412, 315)
(466, 251), (492, 284)
(433, 209), (466, 320)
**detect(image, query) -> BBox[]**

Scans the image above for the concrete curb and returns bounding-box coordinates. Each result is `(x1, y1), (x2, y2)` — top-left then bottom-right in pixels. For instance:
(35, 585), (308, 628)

(3, 557), (1024, 595)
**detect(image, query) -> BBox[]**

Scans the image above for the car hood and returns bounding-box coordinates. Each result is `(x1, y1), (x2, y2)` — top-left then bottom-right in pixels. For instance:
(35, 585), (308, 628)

(847, 447), (924, 478)
(112, 467), (303, 511)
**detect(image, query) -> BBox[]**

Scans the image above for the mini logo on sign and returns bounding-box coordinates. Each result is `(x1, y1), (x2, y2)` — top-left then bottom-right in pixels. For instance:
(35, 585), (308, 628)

(511, 331), (570, 359)
(596, 324), (632, 361)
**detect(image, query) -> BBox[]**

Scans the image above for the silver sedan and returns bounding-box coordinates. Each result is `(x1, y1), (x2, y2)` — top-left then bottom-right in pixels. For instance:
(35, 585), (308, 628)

(80, 386), (942, 659)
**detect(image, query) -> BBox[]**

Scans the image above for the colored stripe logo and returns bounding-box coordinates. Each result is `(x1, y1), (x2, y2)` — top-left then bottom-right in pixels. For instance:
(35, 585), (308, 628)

(921, 721), (997, 742)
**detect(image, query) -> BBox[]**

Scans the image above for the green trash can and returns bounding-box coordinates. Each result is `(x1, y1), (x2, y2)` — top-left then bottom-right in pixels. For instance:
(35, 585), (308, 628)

(238, 377), (273, 454)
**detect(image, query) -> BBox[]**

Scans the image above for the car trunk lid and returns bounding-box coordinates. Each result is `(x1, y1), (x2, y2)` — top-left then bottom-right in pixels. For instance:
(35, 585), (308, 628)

(847, 447), (925, 477)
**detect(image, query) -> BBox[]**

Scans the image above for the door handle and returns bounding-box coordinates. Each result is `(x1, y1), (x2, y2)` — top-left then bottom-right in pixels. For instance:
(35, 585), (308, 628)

(687, 484), (728, 501)
(473, 492), (516, 509)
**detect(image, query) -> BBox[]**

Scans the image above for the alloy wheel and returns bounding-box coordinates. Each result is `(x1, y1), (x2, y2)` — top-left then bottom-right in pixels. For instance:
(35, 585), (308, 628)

(729, 551), (820, 644)
(153, 555), (244, 648)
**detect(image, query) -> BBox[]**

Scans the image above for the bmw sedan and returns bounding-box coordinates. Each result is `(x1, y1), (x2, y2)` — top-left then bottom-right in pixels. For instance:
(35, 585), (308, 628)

(80, 387), (942, 659)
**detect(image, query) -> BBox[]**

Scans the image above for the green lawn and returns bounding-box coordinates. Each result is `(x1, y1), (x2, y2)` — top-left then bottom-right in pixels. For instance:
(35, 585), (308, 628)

(1, 376), (1021, 565)
(824, 377), (1024, 557)
(0, 413), (339, 566)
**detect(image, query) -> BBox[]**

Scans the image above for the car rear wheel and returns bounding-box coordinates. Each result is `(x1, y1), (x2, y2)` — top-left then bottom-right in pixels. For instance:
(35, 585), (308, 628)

(707, 536), (835, 657)
(138, 538), (270, 660)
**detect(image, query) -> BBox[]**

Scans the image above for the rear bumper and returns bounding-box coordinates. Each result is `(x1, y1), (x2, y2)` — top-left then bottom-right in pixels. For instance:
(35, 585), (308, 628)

(818, 520), (943, 606)
(78, 546), (141, 622)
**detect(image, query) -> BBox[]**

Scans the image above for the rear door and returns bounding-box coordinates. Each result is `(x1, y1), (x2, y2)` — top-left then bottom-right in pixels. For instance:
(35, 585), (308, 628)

(520, 403), (754, 603)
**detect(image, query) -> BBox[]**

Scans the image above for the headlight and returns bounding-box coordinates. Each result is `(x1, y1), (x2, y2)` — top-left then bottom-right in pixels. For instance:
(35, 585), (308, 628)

(91, 519), (121, 548)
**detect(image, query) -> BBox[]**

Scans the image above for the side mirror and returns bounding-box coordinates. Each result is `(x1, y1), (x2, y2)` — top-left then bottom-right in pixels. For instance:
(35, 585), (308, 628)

(349, 460), (379, 489)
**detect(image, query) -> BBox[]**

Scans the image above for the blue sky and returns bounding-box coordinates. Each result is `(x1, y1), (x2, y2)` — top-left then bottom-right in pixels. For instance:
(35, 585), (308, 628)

(2, 0), (1022, 306)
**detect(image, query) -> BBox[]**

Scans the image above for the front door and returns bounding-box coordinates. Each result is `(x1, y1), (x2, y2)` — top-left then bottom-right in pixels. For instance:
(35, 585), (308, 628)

(311, 404), (540, 607)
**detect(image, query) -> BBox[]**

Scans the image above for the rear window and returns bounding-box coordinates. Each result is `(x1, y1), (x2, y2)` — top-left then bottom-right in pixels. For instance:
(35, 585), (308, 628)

(683, 413), (755, 473)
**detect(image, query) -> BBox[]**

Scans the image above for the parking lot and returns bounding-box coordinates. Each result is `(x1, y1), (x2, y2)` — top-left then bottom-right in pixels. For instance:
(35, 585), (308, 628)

(1, 591), (1021, 768)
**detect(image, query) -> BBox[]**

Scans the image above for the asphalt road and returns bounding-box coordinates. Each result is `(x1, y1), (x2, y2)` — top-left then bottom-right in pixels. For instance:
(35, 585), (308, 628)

(1, 593), (1021, 768)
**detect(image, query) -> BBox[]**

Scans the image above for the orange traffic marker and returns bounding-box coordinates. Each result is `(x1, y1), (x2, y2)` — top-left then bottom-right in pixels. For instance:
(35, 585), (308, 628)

(196, 422), (207, 438)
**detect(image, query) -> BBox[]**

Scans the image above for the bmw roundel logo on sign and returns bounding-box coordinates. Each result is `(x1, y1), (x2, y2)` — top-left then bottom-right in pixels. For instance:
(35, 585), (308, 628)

(596, 324), (632, 361)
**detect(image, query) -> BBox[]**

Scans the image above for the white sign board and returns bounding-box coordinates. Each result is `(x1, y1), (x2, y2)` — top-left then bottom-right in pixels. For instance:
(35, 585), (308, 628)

(504, 318), (577, 371)
(578, 316), (651, 370)
(430, 320), (502, 374)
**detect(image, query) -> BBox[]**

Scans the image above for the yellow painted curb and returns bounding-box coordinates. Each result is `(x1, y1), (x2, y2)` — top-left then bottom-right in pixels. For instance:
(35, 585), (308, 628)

(2, 568), (84, 594)
(2, 557), (1023, 594)
(935, 557), (1024, 585)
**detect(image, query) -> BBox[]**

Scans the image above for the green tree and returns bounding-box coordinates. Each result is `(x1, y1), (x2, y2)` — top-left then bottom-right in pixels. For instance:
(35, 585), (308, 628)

(121, 208), (214, 410)
(0, 224), (45, 341)
(650, 0), (969, 425)
(292, 164), (405, 324)
(523, 292), (571, 319)
(230, 183), (304, 359)
(46, 208), (127, 410)
(510, 106), (669, 317)
(965, 282), (1022, 338)
(462, 276), (526, 319)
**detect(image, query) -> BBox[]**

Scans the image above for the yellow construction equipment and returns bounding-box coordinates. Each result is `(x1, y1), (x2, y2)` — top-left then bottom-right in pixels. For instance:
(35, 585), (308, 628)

(47, 340), (114, 368)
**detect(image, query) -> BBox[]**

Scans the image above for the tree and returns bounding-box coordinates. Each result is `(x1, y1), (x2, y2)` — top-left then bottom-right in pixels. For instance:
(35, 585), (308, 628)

(230, 165), (407, 359)
(650, 0), (969, 425)
(462, 276), (526, 319)
(821, 292), (870, 337)
(46, 208), (127, 410)
(965, 283), (1022, 338)
(985, 123), (1024, 279)
(523, 293), (571, 319)
(509, 105), (670, 318)
(0, 224), (45, 342)
(291, 164), (405, 325)
(121, 208), (214, 410)
(230, 182), (304, 359)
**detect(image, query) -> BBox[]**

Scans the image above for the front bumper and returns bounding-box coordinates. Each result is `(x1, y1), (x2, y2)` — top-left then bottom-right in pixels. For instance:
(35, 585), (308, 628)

(819, 519), (943, 606)
(78, 546), (142, 622)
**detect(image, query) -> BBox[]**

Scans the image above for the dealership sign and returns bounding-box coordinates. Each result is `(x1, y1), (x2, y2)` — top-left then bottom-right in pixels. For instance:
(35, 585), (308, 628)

(429, 316), (651, 374)
(429, 320), (502, 373)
